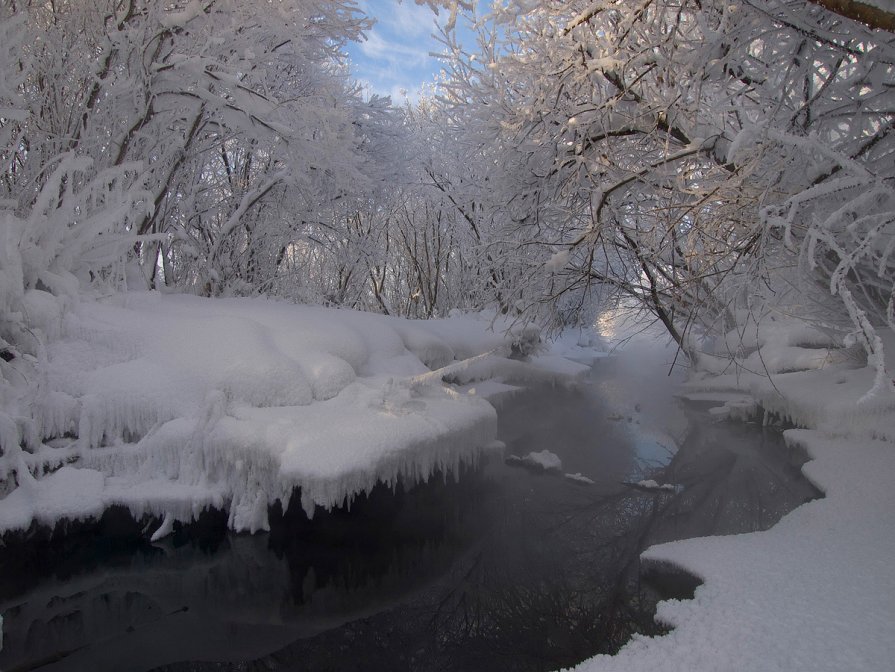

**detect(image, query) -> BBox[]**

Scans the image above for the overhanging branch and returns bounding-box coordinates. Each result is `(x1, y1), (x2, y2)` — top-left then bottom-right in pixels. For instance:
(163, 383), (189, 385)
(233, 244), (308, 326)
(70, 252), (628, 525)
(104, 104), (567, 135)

(807, 0), (895, 32)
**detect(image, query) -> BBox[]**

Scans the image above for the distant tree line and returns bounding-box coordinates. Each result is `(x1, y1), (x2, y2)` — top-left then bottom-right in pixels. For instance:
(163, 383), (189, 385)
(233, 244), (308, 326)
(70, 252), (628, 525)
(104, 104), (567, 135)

(1, 0), (893, 393)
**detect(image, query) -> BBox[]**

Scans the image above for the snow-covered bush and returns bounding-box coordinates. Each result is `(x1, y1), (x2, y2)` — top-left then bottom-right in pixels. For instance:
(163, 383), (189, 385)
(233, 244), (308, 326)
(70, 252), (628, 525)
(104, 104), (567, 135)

(0, 0), (388, 486)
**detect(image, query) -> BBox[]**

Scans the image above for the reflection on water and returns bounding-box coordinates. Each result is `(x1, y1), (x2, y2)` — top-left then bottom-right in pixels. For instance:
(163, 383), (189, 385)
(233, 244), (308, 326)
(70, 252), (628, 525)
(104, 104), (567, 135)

(0, 360), (819, 672)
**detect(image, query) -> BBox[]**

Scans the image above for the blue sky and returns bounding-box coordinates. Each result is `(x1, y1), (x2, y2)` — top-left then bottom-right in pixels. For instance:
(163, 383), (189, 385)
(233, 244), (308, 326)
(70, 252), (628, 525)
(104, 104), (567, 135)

(345, 0), (473, 103)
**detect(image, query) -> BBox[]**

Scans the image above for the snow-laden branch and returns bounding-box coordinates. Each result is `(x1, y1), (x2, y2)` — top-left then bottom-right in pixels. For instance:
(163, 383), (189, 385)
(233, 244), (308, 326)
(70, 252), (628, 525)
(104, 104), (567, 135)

(807, 0), (895, 32)
(406, 348), (502, 391)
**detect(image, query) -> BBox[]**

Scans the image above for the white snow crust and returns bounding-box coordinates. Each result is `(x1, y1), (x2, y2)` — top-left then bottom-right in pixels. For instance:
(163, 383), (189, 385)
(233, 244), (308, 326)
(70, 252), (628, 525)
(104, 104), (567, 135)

(0, 293), (588, 535)
(520, 449), (563, 472)
(572, 431), (895, 672)
(634, 479), (675, 491)
(564, 472), (595, 485)
(569, 311), (895, 672)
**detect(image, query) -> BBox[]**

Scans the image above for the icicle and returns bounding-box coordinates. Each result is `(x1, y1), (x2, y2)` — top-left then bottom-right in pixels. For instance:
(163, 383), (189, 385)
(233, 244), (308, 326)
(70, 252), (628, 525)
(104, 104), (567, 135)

(150, 512), (175, 542)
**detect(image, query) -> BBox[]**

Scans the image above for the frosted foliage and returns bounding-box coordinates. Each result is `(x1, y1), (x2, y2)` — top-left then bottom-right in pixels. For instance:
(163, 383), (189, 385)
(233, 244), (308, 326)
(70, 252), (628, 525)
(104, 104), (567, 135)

(433, 0), (895, 391)
(0, 0), (389, 386)
(0, 294), (590, 535)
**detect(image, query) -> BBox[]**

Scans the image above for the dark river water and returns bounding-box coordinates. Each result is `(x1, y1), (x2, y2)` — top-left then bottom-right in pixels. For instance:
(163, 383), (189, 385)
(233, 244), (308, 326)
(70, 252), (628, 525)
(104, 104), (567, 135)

(0, 356), (819, 672)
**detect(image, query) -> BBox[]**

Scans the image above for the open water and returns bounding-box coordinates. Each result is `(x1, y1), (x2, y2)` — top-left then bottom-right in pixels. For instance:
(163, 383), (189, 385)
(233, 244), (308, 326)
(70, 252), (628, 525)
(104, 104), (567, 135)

(0, 356), (819, 672)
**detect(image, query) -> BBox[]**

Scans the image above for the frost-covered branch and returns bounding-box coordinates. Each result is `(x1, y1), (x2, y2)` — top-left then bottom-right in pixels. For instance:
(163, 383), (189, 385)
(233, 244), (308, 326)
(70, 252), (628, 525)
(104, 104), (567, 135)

(807, 0), (895, 31)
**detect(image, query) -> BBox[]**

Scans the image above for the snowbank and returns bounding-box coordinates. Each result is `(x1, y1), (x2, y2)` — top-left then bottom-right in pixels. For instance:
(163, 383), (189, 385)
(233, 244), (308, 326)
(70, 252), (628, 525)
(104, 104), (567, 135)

(572, 429), (895, 672)
(570, 313), (895, 671)
(633, 479), (675, 492)
(0, 293), (588, 536)
(506, 449), (564, 472)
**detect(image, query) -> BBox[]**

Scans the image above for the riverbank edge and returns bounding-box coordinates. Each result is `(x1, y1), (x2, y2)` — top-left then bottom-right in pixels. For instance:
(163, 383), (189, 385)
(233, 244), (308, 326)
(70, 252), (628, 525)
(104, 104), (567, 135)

(0, 293), (601, 541)
(570, 362), (895, 672)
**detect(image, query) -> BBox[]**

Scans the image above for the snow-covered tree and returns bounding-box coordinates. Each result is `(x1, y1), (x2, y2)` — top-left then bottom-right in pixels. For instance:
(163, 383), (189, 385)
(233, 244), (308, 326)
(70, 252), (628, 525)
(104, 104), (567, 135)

(0, 0), (401, 478)
(0, 0), (409, 307)
(3, 0), (892, 409)
(434, 0), (894, 389)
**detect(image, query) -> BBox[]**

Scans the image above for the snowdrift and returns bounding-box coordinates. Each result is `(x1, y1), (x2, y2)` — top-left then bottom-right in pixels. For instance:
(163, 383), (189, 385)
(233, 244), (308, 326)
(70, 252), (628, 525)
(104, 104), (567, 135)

(571, 311), (895, 672)
(0, 292), (588, 536)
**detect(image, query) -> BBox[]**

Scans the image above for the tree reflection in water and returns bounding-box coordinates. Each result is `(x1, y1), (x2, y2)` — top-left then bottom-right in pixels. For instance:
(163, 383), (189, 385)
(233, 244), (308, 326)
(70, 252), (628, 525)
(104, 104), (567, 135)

(0, 386), (819, 672)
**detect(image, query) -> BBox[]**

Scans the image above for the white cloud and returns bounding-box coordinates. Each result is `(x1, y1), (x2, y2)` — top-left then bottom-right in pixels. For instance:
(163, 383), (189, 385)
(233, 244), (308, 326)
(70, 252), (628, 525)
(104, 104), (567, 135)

(354, 0), (439, 39)
(389, 1), (439, 38)
(358, 29), (430, 66)
(346, 0), (470, 106)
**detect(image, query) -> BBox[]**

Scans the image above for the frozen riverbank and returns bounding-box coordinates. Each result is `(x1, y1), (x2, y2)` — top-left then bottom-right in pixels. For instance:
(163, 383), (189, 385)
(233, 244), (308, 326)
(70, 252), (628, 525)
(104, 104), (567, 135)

(0, 348), (819, 672)
(573, 326), (895, 672)
(0, 292), (591, 538)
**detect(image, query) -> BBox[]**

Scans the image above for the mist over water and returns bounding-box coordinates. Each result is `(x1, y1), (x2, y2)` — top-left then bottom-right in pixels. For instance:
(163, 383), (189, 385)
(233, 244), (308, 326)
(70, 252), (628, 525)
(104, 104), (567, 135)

(0, 344), (819, 672)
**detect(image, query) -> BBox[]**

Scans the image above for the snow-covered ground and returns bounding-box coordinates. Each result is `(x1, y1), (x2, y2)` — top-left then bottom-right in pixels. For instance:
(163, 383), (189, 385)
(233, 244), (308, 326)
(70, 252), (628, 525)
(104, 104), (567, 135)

(3, 295), (893, 670)
(0, 292), (590, 538)
(570, 315), (895, 672)
(505, 448), (564, 472)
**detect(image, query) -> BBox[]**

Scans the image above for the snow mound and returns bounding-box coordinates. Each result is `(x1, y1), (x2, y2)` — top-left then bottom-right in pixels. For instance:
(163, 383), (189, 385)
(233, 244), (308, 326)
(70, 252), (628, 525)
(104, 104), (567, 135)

(564, 472), (595, 485)
(687, 359), (895, 439)
(506, 449), (564, 472)
(1, 293), (591, 536)
(634, 479), (676, 492)
(575, 431), (895, 672)
(720, 312), (838, 354)
(574, 311), (895, 672)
